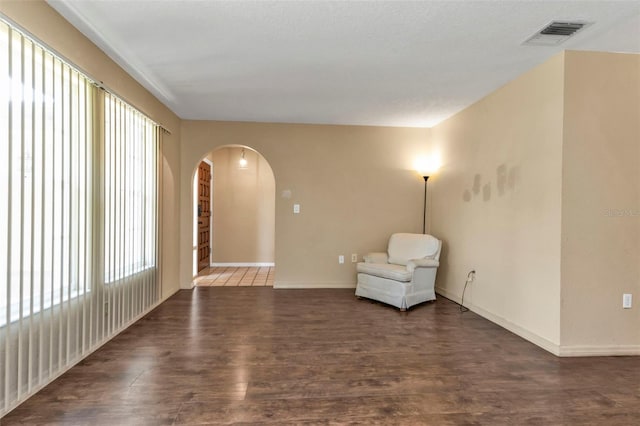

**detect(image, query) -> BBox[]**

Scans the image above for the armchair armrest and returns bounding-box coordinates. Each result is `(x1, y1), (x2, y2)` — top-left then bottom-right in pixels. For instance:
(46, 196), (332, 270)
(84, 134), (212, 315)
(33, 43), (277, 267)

(407, 258), (439, 272)
(363, 252), (389, 264)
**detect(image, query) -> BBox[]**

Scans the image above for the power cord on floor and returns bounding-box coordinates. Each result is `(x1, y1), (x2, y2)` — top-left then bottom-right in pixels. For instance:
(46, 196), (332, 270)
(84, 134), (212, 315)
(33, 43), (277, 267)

(459, 270), (475, 313)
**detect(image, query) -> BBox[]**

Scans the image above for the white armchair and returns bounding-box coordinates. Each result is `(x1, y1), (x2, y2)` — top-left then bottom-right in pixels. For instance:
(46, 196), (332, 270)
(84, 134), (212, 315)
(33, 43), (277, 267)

(355, 233), (441, 311)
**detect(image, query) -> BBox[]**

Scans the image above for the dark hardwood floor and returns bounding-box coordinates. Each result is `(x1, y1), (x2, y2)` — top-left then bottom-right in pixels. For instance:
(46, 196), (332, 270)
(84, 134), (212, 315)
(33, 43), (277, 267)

(3, 288), (639, 425)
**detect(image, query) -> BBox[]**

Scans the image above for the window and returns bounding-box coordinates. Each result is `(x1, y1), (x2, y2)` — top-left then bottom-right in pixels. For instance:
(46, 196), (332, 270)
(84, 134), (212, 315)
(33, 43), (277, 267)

(0, 21), (93, 326)
(103, 94), (158, 284)
(0, 17), (161, 416)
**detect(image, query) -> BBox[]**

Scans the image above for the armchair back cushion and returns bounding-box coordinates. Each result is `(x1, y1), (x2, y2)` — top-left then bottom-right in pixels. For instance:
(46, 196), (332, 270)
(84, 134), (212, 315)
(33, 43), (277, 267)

(387, 233), (440, 266)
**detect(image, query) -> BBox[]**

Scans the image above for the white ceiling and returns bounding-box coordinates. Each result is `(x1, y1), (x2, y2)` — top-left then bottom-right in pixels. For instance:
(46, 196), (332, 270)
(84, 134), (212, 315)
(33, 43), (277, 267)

(47, 0), (640, 128)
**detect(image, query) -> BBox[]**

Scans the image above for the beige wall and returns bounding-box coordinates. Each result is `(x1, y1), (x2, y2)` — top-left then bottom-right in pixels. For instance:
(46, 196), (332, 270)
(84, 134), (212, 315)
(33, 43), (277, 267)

(0, 0), (182, 300)
(205, 147), (275, 263)
(429, 54), (566, 351)
(180, 121), (430, 288)
(430, 50), (640, 356)
(560, 51), (640, 354)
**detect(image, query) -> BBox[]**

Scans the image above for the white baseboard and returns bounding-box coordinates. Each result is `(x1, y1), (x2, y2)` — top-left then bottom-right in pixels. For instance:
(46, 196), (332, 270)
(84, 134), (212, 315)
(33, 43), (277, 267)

(557, 345), (640, 357)
(274, 281), (356, 289)
(210, 262), (275, 267)
(436, 286), (640, 357)
(435, 286), (561, 356)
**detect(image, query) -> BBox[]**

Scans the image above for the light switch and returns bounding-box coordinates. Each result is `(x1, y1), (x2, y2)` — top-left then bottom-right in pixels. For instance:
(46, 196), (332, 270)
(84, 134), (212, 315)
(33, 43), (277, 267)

(293, 204), (300, 214)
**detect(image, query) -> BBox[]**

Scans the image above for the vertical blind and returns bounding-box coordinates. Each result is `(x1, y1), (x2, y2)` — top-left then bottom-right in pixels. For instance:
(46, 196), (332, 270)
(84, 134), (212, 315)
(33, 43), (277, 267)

(0, 18), (161, 416)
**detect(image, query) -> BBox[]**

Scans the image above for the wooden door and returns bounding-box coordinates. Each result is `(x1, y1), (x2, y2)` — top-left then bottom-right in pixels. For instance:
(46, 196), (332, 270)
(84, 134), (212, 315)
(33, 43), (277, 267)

(197, 161), (211, 272)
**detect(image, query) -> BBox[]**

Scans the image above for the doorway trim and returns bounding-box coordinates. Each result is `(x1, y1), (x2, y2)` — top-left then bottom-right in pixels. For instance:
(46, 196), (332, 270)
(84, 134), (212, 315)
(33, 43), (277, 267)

(190, 145), (276, 284)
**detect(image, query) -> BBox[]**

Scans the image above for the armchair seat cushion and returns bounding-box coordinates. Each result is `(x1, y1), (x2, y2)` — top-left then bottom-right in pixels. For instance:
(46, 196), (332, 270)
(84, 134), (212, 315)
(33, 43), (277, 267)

(356, 262), (412, 282)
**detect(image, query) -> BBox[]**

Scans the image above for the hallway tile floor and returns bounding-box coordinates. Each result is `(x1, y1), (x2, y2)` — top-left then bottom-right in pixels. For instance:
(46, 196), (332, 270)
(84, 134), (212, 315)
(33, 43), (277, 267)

(195, 266), (274, 287)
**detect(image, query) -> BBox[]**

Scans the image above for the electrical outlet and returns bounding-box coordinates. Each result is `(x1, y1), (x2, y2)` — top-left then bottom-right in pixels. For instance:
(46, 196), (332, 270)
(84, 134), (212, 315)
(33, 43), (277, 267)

(623, 293), (632, 309)
(293, 204), (300, 214)
(338, 255), (344, 264)
(351, 254), (358, 263)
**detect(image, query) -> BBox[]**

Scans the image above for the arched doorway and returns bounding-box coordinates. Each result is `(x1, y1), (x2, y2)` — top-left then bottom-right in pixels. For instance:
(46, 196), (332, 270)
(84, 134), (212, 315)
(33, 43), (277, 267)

(191, 145), (276, 286)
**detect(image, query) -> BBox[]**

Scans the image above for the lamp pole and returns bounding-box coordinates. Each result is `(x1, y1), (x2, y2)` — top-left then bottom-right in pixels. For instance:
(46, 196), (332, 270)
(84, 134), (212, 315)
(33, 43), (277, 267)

(422, 175), (429, 234)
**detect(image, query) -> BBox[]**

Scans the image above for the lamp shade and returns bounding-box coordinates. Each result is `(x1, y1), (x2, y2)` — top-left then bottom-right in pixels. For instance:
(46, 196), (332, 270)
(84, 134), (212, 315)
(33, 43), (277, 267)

(414, 156), (441, 177)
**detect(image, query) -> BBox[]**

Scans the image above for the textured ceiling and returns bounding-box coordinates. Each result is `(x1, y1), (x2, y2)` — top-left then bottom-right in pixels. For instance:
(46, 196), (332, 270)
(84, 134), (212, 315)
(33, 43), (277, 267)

(47, 1), (640, 128)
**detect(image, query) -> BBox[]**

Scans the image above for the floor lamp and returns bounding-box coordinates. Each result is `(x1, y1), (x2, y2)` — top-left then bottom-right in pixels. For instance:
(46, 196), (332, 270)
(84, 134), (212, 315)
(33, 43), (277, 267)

(422, 175), (429, 234)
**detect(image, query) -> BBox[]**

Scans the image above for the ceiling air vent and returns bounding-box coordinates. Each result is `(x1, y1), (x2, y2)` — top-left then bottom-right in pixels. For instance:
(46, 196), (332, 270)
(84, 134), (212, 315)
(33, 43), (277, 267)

(524, 21), (592, 46)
